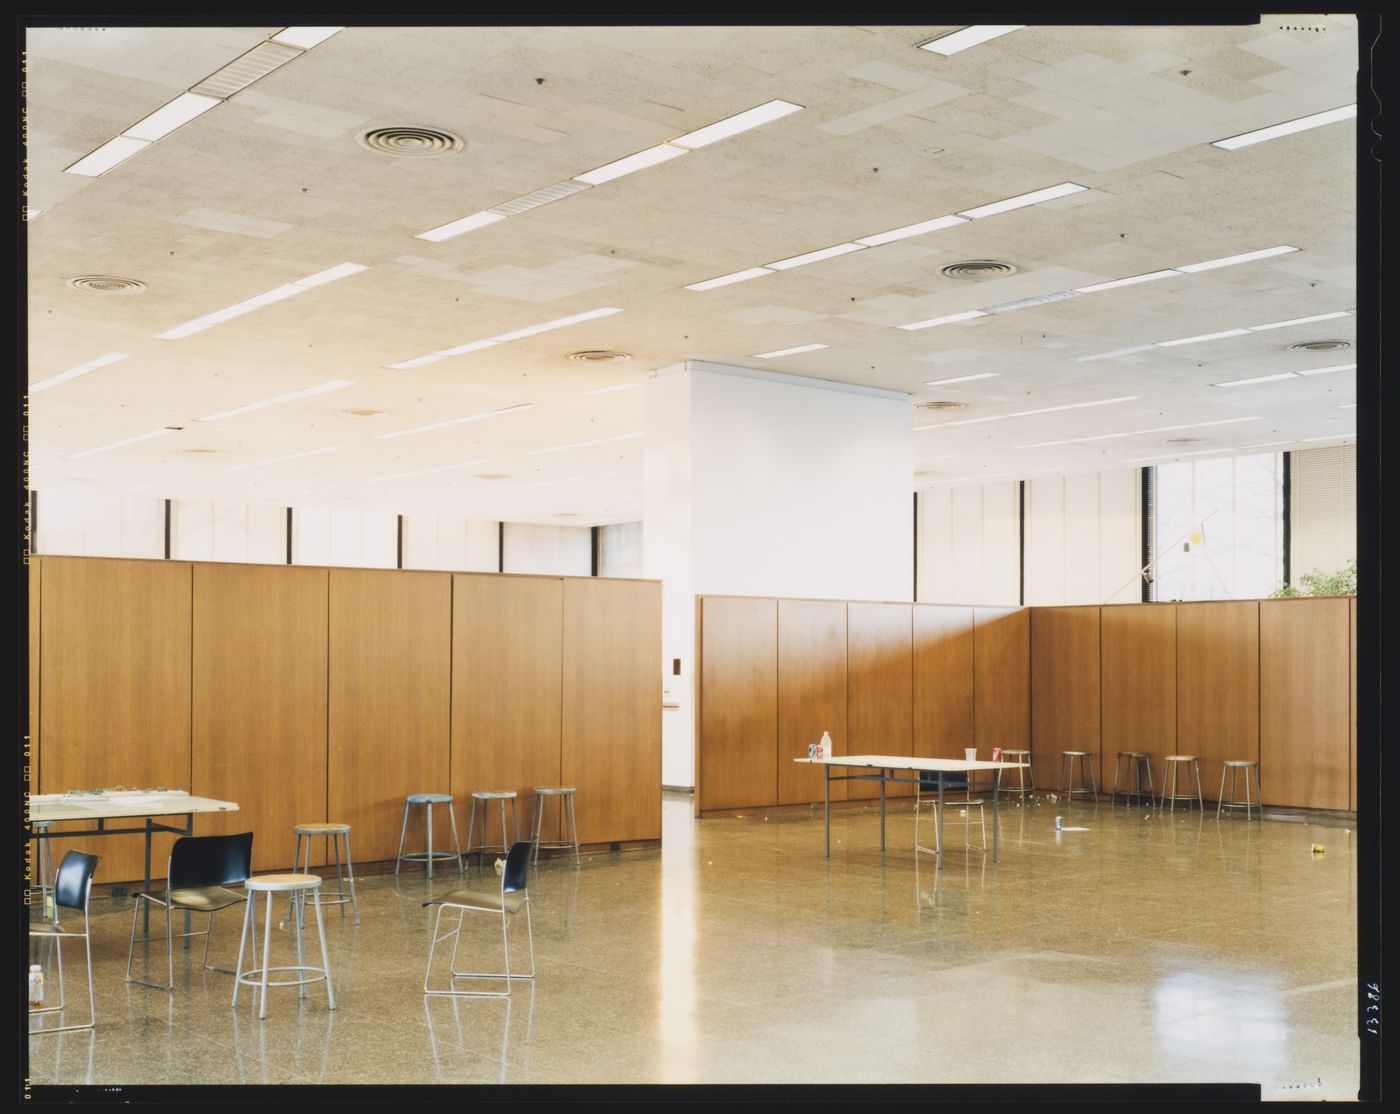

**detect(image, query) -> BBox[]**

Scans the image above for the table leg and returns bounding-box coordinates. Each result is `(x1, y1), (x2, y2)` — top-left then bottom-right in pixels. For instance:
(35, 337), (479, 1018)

(824, 766), (830, 859)
(879, 769), (887, 852)
(936, 776), (946, 871)
(142, 819), (152, 934)
(259, 890), (274, 1020)
(992, 769), (1001, 864)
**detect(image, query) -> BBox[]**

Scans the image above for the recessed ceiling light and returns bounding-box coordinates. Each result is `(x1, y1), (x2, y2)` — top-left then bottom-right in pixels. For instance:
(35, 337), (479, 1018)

(529, 432), (644, 455)
(197, 380), (353, 423)
(30, 352), (128, 393)
(1074, 270), (1182, 294)
(64, 136), (152, 177)
(1211, 103), (1357, 150)
(69, 427), (176, 459)
(918, 25), (1025, 55)
(155, 263), (368, 339)
(1250, 310), (1352, 331)
(917, 401), (968, 411)
(388, 307), (623, 369)
(1214, 372), (1298, 387)
(367, 458), (493, 483)
(922, 372), (999, 387)
(685, 267), (776, 292)
(25, 208), (43, 220)
(1295, 362), (1356, 377)
(754, 343), (828, 359)
(956, 182), (1086, 219)
(573, 143), (687, 185)
(1175, 245), (1299, 272)
(124, 92), (220, 142)
(374, 403), (535, 440)
(1158, 328), (1253, 348)
(1338, 403), (1357, 409)
(1301, 434), (1353, 442)
(856, 215), (967, 247)
(898, 310), (989, 332)
(583, 382), (642, 395)
(416, 211), (506, 242)
(226, 445), (344, 472)
(767, 243), (863, 270)
(669, 99), (804, 149)
(270, 27), (346, 49)
(983, 290), (1081, 314)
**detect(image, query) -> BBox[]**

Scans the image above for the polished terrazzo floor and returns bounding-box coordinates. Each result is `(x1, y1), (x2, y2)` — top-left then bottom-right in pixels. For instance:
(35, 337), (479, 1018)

(26, 791), (1359, 1096)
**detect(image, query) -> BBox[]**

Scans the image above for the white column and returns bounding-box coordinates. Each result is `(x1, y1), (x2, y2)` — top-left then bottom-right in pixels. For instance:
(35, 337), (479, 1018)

(644, 360), (912, 789)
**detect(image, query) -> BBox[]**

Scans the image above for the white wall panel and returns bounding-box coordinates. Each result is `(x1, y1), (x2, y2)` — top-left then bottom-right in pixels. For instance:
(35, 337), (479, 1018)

(981, 481), (1020, 606)
(211, 501), (248, 563)
(1291, 444), (1357, 580)
(172, 499), (214, 561)
(1025, 477), (1065, 605)
(950, 485), (984, 605)
(599, 521), (643, 578)
(1063, 473), (1100, 604)
(916, 488), (954, 604)
(1098, 469), (1140, 603)
(120, 497), (166, 559)
(361, 512), (398, 568)
(247, 505), (286, 564)
(502, 523), (591, 576)
(35, 486), (86, 556)
(292, 507), (331, 566)
(464, 520), (500, 572)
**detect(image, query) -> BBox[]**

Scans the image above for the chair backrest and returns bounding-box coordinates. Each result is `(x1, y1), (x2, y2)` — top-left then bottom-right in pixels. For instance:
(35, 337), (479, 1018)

(920, 771), (970, 792)
(53, 850), (100, 912)
(501, 840), (533, 895)
(168, 832), (253, 889)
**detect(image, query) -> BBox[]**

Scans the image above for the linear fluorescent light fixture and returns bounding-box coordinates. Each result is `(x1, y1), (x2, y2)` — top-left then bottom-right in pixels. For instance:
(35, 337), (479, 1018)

(69, 427), (176, 459)
(375, 403), (535, 440)
(923, 372), (998, 387)
(919, 26), (1025, 55)
(417, 211), (506, 243)
(957, 182), (1086, 219)
(1214, 372), (1298, 387)
(574, 143), (687, 186)
(1248, 310), (1353, 331)
(767, 244), (863, 270)
(1301, 434), (1353, 442)
(227, 445), (344, 472)
(1295, 362), (1356, 377)
(155, 263), (368, 339)
(583, 382), (642, 395)
(1212, 104), (1357, 150)
(1339, 403), (1357, 409)
(30, 352), (128, 393)
(670, 100), (803, 149)
(65, 30), (339, 178)
(1158, 328), (1252, 348)
(529, 431), (644, 455)
(1124, 447), (1237, 464)
(1176, 245), (1299, 272)
(856, 214), (967, 247)
(1075, 270), (1182, 294)
(685, 268), (775, 292)
(197, 379), (352, 422)
(899, 310), (988, 332)
(368, 458), (492, 483)
(754, 343), (828, 359)
(388, 307), (622, 369)
(270, 27), (345, 49)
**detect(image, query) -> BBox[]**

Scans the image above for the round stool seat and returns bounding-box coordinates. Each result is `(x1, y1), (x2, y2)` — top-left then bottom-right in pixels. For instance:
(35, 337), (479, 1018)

(407, 792), (453, 804)
(1061, 750), (1092, 757)
(1223, 759), (1258, 767)
(293, 822), (350, 834)
(247, 873), (321, 893)
(1116, 750), (1147, 757)
(1165, 755), (1197, 762)
(533, 786), (576, 796)
(472, 790), (517, 800)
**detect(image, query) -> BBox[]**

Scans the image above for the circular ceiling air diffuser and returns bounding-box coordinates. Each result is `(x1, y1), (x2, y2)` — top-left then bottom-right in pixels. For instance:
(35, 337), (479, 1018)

(68, 275), (146, 294)
(917, 400), (968, 411)
(1288, 339), (1351, 353)
(940, 260), (1018, 279)
(568, 350), (631, 363)
(358, 127), (464, 157)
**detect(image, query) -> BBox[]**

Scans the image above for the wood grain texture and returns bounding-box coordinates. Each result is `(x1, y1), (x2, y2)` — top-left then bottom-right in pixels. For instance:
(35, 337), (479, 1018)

(39, 557), (193, 883)
(1176, 601), (1258, 805)
(28, 558), (41, 884)
(1030, 607), (1102, 792)
(1260, 598), (1350, 809)
(697, 596), (778, 812)
(777, 599), (847, 805)
(191, 564), (328, 871)
(1100, 604), (1178, 799)
(562, 578), (662, 843)
(912, 605), (974, 760)
(847, 602), (913, 798)
(973, 607), (1030, 754)
(327, 569), (452, 864)
(1351, 597), (1357, 812)
(452, 574), (563, 846)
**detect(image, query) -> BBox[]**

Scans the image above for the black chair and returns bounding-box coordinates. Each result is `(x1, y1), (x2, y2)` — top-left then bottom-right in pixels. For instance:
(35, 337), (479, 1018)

(30, 850), (100, 1034)
(126, 832), (253, 991)
(423, 840), (535, 997)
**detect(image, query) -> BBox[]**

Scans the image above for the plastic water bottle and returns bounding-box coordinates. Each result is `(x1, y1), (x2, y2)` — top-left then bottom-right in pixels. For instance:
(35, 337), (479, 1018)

(29, 965), (43, 1010)
(1054, 816), (1062, 832)
(819, 730), (832, 759)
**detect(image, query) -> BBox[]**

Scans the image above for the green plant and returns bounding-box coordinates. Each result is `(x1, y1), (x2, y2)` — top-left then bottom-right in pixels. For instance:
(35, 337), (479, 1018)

(1271, 557), (1357, 598)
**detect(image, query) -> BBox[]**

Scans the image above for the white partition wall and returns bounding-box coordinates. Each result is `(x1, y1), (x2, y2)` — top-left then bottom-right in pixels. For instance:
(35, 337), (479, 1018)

(401, 514), (501, 572)
(599, 522), (643, 578)
(293, 507), (397, 568)
(34, 485), (165, 558)
(1025, 469), (1142, 605)
(171, 500), (286, 563)
(501, 523), (591, 575)
(1290, 444), (1357, 581)
(917, 482), (1020, 605)
(644, 360), (913, 788)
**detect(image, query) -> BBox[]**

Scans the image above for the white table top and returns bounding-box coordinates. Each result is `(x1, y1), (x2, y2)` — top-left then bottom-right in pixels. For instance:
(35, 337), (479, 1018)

(793, 754), (1028, 772)
(31, 791), (239, 823)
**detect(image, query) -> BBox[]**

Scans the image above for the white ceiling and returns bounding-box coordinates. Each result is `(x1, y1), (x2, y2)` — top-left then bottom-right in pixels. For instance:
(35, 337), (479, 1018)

(25, 19), (1358, 525)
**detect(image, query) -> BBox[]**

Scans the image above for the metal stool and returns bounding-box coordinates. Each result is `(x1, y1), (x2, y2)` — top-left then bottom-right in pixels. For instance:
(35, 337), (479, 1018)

(395, 794), (464, 879)
(465, 791), (519, 867)
(529, 787), (581, 865)
(1160, 755), (1204, 812)
(1057, 751), (1098, 801)
(291, 823), (359, 924)
(234, 874), (335, 1020)
(1111, 751), (1155, 806)
(31, 821), (57, 923)
(1217, 760), (1262, 821)
(1000, 750), (1035, 798)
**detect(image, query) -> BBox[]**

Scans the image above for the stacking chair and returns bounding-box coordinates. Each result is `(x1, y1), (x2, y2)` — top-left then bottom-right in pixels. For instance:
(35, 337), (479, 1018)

(423, 840), (536, 997)
(914, 772), (986, 856)
(126, 832), (254, 991)
(29, 850), (100, 1034)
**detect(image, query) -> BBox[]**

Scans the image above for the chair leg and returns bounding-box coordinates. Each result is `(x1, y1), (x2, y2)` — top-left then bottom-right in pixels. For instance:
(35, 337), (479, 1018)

(1194, 761), (1204, 811)
(343, 831), (360, 924)
(425, 802), (435, 880)
(313, 888), (334, 1010)
(395, 803), (411, 875)
(530, 796), (544, 866)
(1217, 767), (1228, 818)
(567, 795), (580, 864)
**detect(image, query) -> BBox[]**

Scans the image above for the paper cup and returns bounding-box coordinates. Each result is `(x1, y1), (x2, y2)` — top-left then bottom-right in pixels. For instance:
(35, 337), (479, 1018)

(964, 748), (977, 762)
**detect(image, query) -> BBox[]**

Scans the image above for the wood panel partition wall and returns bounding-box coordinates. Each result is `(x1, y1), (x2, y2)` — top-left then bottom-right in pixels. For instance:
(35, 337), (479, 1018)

(327, 569), (452, 865)
(912, 606), (975, 761)
(847, 602), (914, 798)
(561, 577), (662, 844)
(1175, 601), (1259, 804)
(452, 574), (564, 844)
(777, 599), (847, 806)
(1351, 597), (1357, 812)
(27, 559), (41, 884)
(1029, 607), (1102, 792)
(972, 607), (1030, 754)
(1100, 604), (1177, 798)
(1260, 598), (1350, 810)
(38, 557), (193, 884)
(696, 597), (777, 813)
(192, 564), (329, 870)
